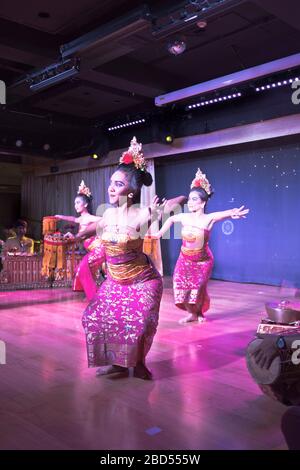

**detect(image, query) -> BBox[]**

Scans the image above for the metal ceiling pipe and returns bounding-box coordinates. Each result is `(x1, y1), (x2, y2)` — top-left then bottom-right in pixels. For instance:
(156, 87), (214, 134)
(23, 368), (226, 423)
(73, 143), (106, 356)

(60, 5), (152, 59)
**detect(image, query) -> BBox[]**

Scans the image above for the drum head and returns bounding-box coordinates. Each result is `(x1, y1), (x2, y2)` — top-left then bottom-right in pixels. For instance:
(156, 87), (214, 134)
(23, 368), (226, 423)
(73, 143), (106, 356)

(246, 338), (281, 385)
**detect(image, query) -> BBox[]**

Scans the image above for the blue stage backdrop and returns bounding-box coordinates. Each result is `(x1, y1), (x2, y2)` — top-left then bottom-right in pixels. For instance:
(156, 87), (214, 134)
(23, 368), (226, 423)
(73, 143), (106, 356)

(155, 138), (300, 287)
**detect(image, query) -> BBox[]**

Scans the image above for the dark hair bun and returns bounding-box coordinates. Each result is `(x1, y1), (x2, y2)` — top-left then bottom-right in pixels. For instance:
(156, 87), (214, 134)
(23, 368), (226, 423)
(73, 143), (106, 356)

(141, 171), (153, 187)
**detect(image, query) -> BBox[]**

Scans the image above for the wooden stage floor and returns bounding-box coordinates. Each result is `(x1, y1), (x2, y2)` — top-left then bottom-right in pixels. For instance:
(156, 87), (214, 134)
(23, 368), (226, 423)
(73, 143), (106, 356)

(0, 279), (289, 450)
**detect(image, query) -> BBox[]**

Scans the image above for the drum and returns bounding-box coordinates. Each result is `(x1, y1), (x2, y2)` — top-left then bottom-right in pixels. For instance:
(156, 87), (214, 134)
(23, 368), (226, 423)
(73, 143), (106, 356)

(42, 232), (69, 280)
(42, 216), (57, 235)
(246, 337), (300, 405)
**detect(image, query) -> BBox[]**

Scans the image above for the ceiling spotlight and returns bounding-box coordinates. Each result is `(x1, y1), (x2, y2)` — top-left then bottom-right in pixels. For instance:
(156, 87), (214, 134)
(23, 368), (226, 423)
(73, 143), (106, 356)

(167, 38), (186, 56)
(196, 20), (207, 29)
(43, 143), (50, 151)
(91, 153), (99, 160)
(15, 139), (23, 147)
(165, 134), (174, 144)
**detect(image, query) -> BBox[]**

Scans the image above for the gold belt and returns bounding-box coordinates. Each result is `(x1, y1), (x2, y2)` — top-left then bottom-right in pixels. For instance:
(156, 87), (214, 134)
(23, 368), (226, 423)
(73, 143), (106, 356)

(107, 256), (148, 281)
(181, 246), (203, 257)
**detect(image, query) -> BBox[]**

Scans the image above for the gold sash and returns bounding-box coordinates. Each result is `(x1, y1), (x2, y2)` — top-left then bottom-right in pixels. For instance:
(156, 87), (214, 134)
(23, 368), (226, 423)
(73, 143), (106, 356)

(107, 255), (148, 281)
(181, 246), (202, 257)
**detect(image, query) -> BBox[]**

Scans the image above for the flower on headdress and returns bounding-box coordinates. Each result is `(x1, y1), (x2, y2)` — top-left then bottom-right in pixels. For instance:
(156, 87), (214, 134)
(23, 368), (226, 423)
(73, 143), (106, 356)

(190, 168), (212, 195)
(78, 180), (92, 198)
(122, 152), (134, 164)
(119, 136), (147, 171)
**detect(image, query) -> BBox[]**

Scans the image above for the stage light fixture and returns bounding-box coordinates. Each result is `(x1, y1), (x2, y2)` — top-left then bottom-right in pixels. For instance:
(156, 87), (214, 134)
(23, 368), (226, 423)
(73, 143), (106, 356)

(152, 0), (242, 39)
(156, 53), (300, 107)
(165, 134), (174, 144)
(167, 38), (186, 56)
(186, 92), (242, 110)
(92, 153), (100, 160)
(255, 75), (299, 92)
(196, 20), (207, 29)
(28, 58), (80, 92)
(107, 118), (145, 131)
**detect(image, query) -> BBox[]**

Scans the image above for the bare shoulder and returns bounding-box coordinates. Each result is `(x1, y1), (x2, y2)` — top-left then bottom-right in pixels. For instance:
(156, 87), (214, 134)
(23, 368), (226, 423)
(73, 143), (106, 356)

(202, 213), (213, 221)
(88, 214), (102, 222)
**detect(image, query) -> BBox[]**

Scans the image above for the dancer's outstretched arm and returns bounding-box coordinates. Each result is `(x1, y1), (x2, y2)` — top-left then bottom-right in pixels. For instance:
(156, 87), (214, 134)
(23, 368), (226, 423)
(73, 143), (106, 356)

(141, 194), (186, 226)
(145, 195), (186, 235)
(207, 205), (249, 226)
(164, 195), (187, 213)
(75, 218), (104, 241)
(151, 214), (182, 239)
(55, 215), (77, 223)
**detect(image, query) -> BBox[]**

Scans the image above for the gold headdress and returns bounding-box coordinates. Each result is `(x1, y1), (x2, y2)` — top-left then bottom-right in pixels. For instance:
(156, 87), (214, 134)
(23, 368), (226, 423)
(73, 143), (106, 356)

(119, 136), (147, 172)
(78, 180), (92, 198)
(190, 168), (212, 195)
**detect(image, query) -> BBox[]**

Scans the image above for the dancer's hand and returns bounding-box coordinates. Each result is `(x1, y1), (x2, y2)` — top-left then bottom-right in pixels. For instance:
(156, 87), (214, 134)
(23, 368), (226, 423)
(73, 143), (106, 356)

(150, 196), (168, 220)
(231, 205), (249, 219)
(64, 232), (75, 239)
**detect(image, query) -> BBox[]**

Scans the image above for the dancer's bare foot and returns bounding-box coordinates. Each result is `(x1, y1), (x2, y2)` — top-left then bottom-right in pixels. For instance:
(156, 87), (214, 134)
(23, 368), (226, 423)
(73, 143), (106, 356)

(198, 315), (207, 323)
(133, 362), (153, 380)
(96, 365), (127, 376)
(179, 313), (198, 324)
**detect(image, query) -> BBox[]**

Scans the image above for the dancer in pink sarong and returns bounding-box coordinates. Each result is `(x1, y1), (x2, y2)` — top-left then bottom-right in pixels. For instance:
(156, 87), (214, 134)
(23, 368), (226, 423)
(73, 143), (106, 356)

(82, 137), (164, 380)
(152, 168), (249, 324)
(55, 180), (102, 300)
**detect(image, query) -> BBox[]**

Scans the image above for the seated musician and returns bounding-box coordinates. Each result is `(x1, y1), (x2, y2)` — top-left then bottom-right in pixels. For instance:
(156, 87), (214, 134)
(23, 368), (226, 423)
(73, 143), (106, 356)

(3, 219), (34, 255)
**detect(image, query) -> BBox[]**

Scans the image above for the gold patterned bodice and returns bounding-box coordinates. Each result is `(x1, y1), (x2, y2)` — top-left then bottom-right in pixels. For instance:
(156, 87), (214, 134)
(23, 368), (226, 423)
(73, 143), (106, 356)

(181, 225), (209, 255)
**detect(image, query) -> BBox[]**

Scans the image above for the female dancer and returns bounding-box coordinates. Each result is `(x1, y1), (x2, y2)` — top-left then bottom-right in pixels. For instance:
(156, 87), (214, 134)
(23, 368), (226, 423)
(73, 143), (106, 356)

(55, 180), (101, 240)
(82, 137), (164, 380)
(152, 168), (249, 324)
(55, 181), (102, 299)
